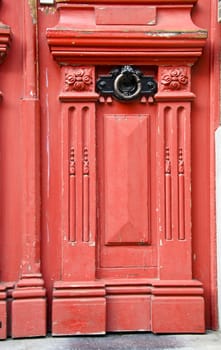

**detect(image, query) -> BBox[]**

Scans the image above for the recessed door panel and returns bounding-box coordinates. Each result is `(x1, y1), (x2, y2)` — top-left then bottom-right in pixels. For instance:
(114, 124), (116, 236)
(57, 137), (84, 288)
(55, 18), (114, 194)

(97, 101), (156, 277)
(103, 114), (150, 246)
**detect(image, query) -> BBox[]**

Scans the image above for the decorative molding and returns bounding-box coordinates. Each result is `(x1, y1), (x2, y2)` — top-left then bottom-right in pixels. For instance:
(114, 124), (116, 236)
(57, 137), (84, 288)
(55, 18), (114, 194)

(165, 147), (171, 174)
(165, 147), (172, 241)
(160, 67), (189, 92)
(60, 66), (97, 102)
(64, 103), (95, 247)
(69, 147), (76, 175)
(0, 22), (11, 64)
(82, 107), (90, 242)
(83, 154), (90, 242)
(155, 66), (194, 101)
(68, 108), (76, 242)
(47, 4), (207, 66)
(83, 147), (89, 175)
(55, 0), (198, 5)
(178, 147), (185, 240)
(178, 148), (184, 174)
(52, 281), (106, 335)
(64, 67), (93, 92)
(52, 278), (204, 334)
(0, 20), (11, 101)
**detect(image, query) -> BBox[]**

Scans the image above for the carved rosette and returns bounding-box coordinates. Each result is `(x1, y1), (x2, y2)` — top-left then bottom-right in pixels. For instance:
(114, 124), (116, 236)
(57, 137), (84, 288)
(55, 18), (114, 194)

(64, 67), (93, 92)
(159, 67), (189, 92)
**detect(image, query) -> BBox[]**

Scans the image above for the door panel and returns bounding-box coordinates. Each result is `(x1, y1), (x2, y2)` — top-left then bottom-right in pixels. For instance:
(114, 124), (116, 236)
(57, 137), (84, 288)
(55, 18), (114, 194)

(103, 114), (150, 246)
(97, 100), (156, 277)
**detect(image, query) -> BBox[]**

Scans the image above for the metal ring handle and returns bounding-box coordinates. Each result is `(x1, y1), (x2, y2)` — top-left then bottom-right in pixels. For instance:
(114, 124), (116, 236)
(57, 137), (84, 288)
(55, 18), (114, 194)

(114, 72), (142, 101)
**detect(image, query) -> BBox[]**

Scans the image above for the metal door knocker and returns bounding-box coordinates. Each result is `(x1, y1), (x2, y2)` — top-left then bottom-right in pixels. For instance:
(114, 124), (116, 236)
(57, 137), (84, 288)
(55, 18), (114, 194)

(96, 65), (157, 102)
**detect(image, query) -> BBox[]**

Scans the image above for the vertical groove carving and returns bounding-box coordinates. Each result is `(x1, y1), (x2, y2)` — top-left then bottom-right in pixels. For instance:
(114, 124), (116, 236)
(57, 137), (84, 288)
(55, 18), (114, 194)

(164, 107), (172, 240)
(68, 107), (76, 242)
(178, 107), (185, 240)
(82, 107), (90, 242)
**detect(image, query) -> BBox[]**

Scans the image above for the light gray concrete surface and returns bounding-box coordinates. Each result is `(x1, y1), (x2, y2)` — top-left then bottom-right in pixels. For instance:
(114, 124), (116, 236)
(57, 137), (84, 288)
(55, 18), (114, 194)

(0, 331), (220, 350)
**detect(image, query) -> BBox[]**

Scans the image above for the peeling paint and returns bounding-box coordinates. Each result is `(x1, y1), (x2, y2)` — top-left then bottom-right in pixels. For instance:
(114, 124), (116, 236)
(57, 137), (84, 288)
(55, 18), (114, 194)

(144, 30), (207, 38)
(148, 20), (156, 26)
(30, 90), (35, 97)
(38, 6), (56, 15)
(28, 0), (37, 24)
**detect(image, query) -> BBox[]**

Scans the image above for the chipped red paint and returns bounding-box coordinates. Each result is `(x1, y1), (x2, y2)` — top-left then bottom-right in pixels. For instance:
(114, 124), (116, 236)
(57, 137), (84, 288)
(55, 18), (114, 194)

(0, 0), (219, 338)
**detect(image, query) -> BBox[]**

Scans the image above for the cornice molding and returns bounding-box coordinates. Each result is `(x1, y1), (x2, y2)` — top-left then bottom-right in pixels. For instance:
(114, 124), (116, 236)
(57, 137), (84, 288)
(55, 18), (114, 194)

(55, 0), (198, 4)
(0, 22), (11, 64)
(47, 2), (207, 66)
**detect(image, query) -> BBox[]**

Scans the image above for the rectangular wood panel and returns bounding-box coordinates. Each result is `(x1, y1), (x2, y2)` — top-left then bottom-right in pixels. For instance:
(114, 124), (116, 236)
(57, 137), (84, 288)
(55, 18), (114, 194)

(103, 114), (150, 245)
(95, 6), (156, 25)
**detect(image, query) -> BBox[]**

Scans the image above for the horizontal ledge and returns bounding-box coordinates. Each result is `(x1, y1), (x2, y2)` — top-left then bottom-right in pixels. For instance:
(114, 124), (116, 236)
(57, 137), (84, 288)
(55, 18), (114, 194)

(59, 92), (99, 102)
(47, 25), (207, 65)
(12, 289), (46, 299)
(152, 287), (204, 296)
(54, 278), (203, 288)
(51, 279), (204, 298)
(0, 292), (6, 300)
(54, 281), (106, 289)
(53, 289), (106, 297)
(155, 91), (196, 101)
(106, 286), (152, 294)
(152, 279), (203, 287)
(52, 50), (204, 56)
(52, 53), (202, 66)
(47, 32), (207, 44)
(0, 27), (12, 41)
(17, 278), (45, 288)
(56, 0), (198, 4)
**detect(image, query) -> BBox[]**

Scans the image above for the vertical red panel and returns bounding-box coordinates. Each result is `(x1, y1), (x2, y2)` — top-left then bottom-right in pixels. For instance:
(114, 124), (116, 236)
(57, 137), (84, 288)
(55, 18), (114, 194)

(103, 114), (150, 245)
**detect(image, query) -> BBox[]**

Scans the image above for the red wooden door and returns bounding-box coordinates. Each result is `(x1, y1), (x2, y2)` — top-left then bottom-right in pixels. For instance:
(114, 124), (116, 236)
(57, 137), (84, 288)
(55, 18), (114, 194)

(46, 3), (206, 335)
(0, 0), (219, 340)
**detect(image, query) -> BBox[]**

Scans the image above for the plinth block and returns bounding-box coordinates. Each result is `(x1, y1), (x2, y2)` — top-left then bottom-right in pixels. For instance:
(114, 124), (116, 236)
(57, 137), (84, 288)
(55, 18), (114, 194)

(12, 298), (46, 338)
(106, 295), (151, 332)
(151, 296), (205, 333)
(0, 301), (7, 339)
(52, 282), (106, 335)
(106, 282), (151, 332)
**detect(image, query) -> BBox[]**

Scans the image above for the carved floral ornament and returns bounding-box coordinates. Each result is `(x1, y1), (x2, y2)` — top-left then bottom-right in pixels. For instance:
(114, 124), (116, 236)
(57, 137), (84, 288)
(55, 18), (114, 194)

(64, 68), (93, 92)
(160, 67), (189, 91)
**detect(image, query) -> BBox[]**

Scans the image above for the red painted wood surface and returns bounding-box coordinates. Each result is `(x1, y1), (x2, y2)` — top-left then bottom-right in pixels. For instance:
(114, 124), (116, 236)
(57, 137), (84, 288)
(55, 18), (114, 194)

(0, 0), (219, 338)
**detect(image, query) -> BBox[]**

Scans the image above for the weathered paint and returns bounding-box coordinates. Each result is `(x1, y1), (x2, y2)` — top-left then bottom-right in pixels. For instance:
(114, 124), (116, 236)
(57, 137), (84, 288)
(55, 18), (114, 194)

(0, 0), (219, 339)
(28, 0), (37, 24)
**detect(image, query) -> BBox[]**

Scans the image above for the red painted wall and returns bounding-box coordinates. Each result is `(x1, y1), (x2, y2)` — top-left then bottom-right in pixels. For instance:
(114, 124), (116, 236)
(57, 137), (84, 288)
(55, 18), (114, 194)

(0, 0), (219, 335)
